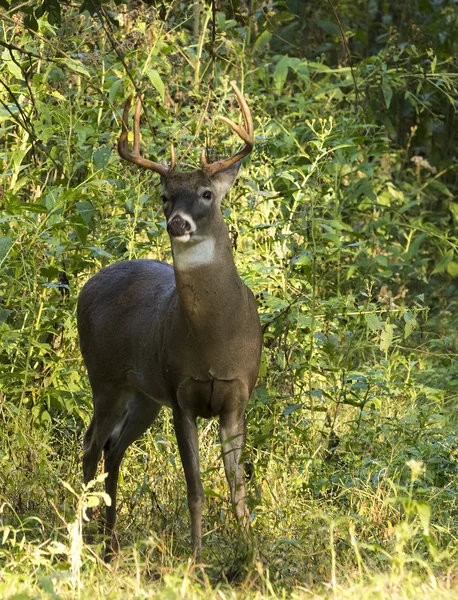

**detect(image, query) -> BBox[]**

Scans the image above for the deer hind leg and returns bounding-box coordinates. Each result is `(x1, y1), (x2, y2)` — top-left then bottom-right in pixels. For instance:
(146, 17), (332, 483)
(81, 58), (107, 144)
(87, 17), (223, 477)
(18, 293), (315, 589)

(82, 386), (130, 533)
(83, 388), (126, 487)
(103, 395), (162, 560)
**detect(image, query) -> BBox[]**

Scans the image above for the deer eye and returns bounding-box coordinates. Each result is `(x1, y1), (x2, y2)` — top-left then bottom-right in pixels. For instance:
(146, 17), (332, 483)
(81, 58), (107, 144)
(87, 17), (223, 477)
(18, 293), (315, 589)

(161, 195), (168, 203)
(202, 190), (212, 201)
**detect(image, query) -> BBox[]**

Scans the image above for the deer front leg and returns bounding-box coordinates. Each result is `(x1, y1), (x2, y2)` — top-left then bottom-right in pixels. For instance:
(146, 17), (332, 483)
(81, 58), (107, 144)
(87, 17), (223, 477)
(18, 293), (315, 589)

(173, 409), (204, 561)
(219, 407), (250, 534)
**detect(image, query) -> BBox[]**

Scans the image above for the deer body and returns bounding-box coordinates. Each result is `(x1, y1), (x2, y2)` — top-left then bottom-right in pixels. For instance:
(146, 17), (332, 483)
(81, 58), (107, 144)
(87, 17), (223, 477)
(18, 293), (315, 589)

(78, 84), (262, 559)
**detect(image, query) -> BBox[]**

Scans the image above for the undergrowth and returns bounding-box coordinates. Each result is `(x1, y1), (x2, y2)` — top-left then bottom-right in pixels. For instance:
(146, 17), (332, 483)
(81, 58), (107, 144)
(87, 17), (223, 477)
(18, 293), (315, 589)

(1, 0), (458, 598)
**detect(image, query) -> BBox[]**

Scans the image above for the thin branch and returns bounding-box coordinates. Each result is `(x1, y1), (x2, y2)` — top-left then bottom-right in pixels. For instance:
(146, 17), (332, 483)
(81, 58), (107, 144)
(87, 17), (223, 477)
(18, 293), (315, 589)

(326, 0), (359, 108)
(0, 40), (44, 61)
(96, 5), (162, 145)
(8, 48), (38, 116)
(0, 79), (63, 171)
(97, 5), (142, 100)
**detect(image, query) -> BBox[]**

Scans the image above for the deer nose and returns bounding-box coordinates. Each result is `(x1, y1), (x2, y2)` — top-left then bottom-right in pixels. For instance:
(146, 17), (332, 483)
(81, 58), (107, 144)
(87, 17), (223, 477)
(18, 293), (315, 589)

(167, 214), (193, 238)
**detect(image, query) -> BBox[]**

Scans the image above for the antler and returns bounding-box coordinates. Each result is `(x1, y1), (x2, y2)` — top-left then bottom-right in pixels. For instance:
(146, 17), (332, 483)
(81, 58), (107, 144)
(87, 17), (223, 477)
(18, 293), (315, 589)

(118, 94), (176, 176)
(201, 81), (254, 176)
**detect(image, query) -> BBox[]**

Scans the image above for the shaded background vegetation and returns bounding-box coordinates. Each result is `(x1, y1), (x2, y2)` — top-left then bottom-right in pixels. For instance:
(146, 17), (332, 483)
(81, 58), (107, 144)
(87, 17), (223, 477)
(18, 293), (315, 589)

(1, 0), (458, 597)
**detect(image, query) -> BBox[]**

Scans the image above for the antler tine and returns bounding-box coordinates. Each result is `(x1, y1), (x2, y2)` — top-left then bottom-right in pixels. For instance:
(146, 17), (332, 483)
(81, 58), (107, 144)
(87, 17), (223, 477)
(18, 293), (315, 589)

(220, 81), (254, 139)
(117, 94), (172, 177)
(133, 95), (142, 156)
(202, 81), (254, 177)
(170, 144), (176, 170)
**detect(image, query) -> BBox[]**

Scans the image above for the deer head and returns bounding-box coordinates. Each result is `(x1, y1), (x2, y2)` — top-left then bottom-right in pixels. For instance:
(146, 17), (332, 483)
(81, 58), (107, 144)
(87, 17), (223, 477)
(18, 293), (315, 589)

(117, 82), (254, 251)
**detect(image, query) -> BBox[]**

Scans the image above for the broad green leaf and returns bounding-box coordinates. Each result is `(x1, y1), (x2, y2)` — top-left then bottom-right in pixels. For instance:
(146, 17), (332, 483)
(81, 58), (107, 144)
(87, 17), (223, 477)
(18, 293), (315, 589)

(109, 78), (122, 103)
(315, 19), (340, 36)
(297, 315), (313, 328)
(76, 201), (95, 226)
(447, 261), (458, 277)
(100, 492), (112, 506)
(12, 148), (27, 170)
(404, 233), (426, 259)
(432, 250), (453, 275)
(48, 541), (67, 554)
(365, 313), (382, 332)
(147, 69), (165, 102)
(282, 404), (302, 416)
(64, 60), (91, 77)
(2, 525), (10, 545)
(382, 76), (393, 109)
(88, 246), (113, 258)
(415, 500), (431, 536)
(429, 179), (453, 197)
(273, 56), (291, 93)
(296, 62), (309, 87)
(86, 495), (100, 508)
(403, 311), (418, 338)
(0, 309), (12, 323)
(5, 58), (22, 79)
(50, 90), (66, 101)
(24, 13), (38, 31)
(307, 61), (332, 72)
(0, 237), (12, 262)
(253, 30), (272, 52)
(380, 323), (395, 354)
(292, 252), (311, 266)
(93, 146), (111, 169)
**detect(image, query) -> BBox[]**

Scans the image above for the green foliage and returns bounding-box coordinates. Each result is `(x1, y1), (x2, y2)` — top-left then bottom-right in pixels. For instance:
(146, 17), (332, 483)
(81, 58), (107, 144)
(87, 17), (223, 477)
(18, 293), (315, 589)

(1, 0), (458, 597)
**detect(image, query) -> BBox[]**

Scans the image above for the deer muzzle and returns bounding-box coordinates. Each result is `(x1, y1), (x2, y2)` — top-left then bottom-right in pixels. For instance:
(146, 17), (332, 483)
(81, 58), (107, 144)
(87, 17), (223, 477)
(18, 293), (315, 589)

(167, 214), (194, 239)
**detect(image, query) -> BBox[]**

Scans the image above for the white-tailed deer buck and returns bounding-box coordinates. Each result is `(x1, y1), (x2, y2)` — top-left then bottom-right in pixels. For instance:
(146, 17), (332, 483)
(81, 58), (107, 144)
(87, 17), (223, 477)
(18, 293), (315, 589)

(77, 81), (262, 560)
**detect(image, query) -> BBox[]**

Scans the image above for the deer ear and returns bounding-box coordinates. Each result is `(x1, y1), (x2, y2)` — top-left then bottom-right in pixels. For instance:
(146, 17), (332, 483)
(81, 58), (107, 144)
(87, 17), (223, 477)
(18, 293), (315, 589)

(210, 161), (241, 198)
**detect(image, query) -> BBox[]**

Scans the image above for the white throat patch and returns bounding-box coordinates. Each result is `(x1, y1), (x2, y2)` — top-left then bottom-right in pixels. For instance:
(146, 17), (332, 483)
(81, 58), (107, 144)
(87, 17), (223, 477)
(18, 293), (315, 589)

(173, 237), (215, 271)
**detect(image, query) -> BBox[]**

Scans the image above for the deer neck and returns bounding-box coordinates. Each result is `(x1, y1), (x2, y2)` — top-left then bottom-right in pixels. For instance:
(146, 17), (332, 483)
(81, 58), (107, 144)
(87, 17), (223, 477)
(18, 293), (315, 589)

(171, 220), (245, 330)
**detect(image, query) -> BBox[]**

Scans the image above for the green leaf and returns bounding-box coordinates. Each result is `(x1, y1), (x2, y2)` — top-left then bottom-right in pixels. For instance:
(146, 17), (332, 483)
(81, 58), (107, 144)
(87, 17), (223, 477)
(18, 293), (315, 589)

(403, 311), (418, 338)
(86, 494), (100, 508)
(88, 246), (113, 258)
(5, 57), (22, 79)
(273, 56), (291, 93)
(404, 233), (426, 259)
(109, 78), (122, 103)
(447, 261), (458, 277)
(315, 19), (340, 36)
(76, 201), (95, 226)
(380, 323), (395, 354)
(429, 179), (453, 197)
(2, 525), (10, 545)
(253, 30), (272, 52)
(0, 309), (12, 323)
(415, 500), (431, 536)
(382, 76), (393, 109)
(431, 250), (453, 275)
(62, 60), (91, 77)
(292, 252), (311, 267)
(296, 62), (309, 87)
(24, 13), (38, 32)
(365, 313), (382, 332)
(93, 146), (111, 169)
(0, 236), (12, 262)
(283, 404), (302, 416)
(147, 69), (165, 102)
